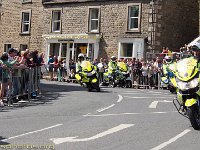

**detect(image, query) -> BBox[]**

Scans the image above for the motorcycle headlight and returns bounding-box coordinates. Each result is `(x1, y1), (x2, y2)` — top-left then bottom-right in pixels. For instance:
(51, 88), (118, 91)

(163, 79), (169, 84)
(177, 78), (199, 90)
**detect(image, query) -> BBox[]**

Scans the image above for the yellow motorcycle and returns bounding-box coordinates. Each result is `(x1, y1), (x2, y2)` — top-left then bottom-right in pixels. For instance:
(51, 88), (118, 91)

(117, 62), (132, 88)
(75, 61), (100, 92)
(171, 57), (200, 130)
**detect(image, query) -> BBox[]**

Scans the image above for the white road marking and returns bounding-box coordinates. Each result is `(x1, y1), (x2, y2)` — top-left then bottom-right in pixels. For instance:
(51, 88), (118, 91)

(50, 124), (134, 144)
(124, 96), (174, 99)
(150, 129), (191, 150)
(1, 124), (63, 142)
(148, 91), (163, 94)
(97, 104), (115, 112)
(83, 111), (177, 117)
(149, 101), (159, 108)
(149, 100), (172, 108)
(117, 94), (123, 103)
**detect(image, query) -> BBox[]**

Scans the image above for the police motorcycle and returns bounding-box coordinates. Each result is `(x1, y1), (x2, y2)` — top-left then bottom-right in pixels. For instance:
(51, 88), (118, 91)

(102, 56), (118, 87)
(161, 56), (177, 93)
(106, 68), (122, 88)
(170, 56), (200, 130)
(75, 54), (100, 92)
(117, 62), (132, 88)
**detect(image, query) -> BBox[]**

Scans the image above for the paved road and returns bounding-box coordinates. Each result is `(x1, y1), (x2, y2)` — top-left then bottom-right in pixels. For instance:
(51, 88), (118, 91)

(0, 80), (200, 150)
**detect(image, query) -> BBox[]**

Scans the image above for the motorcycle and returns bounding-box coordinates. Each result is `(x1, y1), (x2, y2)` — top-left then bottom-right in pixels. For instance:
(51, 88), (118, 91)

(75, 61), (100, 92)
(170, 57), (200, 130)
(160, 72), (176, 93)
(117, 62), (132, 88)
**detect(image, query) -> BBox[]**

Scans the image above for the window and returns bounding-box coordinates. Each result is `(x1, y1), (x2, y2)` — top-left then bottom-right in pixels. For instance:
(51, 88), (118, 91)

(118, 39), (144, 58)
(21, 11), (31, 33)
(89, 8), (100, 32)
(20, 44), (28, 51)
(4, 44), (11, 52)
(128, 4), (141, 31)
(120, 43), (133, 57)
(52, 10), (61, 32)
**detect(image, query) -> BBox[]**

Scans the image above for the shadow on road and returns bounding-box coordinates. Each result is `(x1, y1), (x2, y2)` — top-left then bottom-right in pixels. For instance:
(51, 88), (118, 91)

(0, 81), (111, 112)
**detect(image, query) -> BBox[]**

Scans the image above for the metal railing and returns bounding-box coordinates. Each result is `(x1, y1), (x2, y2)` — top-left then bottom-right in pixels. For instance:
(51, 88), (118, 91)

(0, 66), (41, 106)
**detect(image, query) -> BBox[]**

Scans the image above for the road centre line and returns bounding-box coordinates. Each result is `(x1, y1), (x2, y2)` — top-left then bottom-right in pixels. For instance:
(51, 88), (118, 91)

(150, 129), (191, 150)
(96, 95), (123, 113)
(1, 124), (63, 142)
(83, 111), (177, 117)
(97, 104), (115, 112)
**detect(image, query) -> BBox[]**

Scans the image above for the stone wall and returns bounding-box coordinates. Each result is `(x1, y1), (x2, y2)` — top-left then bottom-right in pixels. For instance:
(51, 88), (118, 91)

(0, 0), (44, 54)
(0, 0), (199, 58)
(43, 0), (151, 58)
(154, 0), (199, 52)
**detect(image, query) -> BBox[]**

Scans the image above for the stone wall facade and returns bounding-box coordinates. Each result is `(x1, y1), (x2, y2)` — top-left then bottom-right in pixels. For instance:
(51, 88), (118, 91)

(0, 0), (44, 54)
(154, 0), (199, 52)
(0, 0), (199, 59)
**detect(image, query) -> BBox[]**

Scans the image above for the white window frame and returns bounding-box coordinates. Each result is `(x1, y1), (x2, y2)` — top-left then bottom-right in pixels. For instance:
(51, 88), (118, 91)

(21, 10), (31, 34)
(118, 38), (144, 59)
(127, 3), (141, 32)
(88, 7), (100, 33)
(51, 10), (61, 33)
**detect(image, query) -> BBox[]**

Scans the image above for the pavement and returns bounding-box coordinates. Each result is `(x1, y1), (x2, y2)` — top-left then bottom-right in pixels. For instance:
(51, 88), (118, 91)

(0, 80), (200, 150)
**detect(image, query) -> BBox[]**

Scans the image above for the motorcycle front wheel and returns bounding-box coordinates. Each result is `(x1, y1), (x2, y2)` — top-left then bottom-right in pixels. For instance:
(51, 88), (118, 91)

(126, 80), (132, 88)
(187, 105), (200, 130)
(109, 79), (116, 88)
(93, 82), (100, 92)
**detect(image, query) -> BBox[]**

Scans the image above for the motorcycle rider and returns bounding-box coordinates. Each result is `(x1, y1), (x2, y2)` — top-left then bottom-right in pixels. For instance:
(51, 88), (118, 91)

(108, 56), (118, 74)
(162, 55), (173, 76)
(75, 53), (85, 82)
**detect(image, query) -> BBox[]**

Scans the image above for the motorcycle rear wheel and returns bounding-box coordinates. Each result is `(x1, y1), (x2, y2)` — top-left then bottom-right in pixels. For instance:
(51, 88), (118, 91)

(187, 105), (200, 130)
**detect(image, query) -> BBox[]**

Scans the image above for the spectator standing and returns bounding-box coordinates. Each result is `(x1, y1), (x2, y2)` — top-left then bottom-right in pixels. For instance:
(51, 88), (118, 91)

(53, 56), (59, 80)
(48, 55), (54, 80)
(97, 58), (105, 84)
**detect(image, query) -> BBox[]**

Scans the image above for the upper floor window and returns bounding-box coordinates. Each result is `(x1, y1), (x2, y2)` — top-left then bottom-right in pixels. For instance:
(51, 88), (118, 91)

(21, 11), (31, 34)
(88, 8), (100, 33)
(128, 4), (141, 31)
(52, 10), (61, 32)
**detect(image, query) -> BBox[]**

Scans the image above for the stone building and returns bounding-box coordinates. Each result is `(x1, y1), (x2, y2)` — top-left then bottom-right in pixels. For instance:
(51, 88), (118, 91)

(0, 0), (44, 53)
(0, 0), (199, 65)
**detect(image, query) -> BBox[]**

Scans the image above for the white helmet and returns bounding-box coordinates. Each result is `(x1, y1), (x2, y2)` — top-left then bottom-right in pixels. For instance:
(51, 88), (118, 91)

(165, 56), (172, 63)
(111, 56), (116, 61)
(78, 53), (84, 58)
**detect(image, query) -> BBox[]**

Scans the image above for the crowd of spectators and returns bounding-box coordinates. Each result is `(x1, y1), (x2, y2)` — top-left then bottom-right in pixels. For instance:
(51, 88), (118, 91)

(0, 48), (44, 107)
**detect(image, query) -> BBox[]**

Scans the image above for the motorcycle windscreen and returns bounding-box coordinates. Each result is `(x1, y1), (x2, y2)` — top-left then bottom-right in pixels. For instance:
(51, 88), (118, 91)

(176, 57), (198, 81)
(81, 61), (93, 72)
(118, 62), (128, 72)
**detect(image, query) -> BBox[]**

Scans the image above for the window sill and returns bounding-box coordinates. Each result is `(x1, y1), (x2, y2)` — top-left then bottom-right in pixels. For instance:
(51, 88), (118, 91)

(19, 32), (31, 36)
(22, 1), (32, 4)
(126, 30), (141, 33)
(51, 31), (61, 34)
(87, 31), (100, 34)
